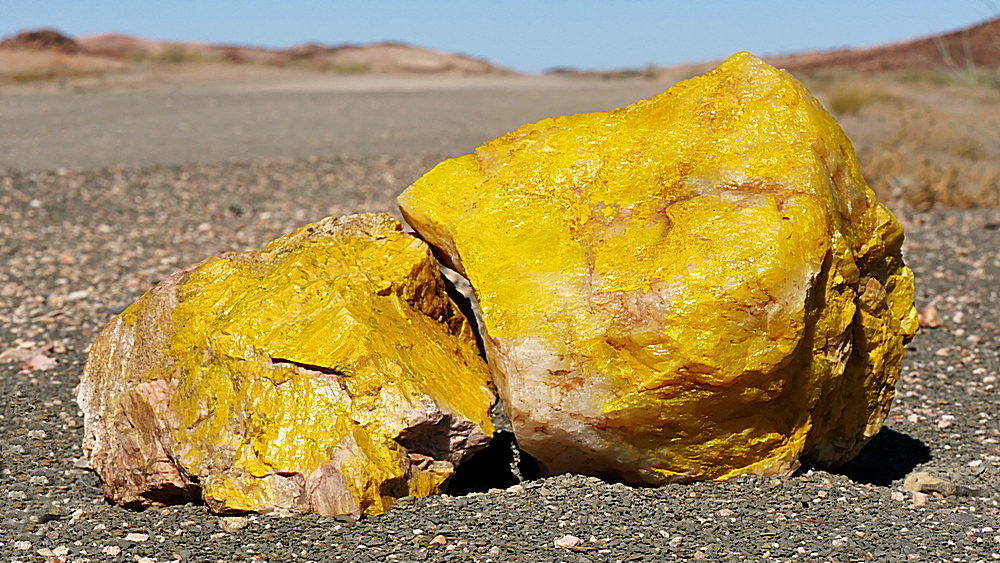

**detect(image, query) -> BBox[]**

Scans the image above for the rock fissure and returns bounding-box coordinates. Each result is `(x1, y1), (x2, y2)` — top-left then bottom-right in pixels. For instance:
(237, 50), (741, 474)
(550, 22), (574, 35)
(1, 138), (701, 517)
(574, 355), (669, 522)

(270, 357), (347, 377)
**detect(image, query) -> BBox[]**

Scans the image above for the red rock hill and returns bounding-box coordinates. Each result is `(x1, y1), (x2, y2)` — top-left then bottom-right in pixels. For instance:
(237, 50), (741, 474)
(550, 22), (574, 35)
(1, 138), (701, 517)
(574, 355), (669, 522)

(767, 16), (1000, 74)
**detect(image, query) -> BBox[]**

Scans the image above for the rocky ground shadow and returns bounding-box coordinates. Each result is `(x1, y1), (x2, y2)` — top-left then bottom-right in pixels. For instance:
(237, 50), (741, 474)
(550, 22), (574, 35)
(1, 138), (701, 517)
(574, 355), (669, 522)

(816, 427), (932, 487)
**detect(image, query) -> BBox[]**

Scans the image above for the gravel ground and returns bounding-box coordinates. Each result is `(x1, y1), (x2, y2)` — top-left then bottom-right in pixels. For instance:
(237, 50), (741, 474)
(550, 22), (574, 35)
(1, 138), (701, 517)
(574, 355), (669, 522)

(1, 157), (999, 563)
(0, 76), (673, 172)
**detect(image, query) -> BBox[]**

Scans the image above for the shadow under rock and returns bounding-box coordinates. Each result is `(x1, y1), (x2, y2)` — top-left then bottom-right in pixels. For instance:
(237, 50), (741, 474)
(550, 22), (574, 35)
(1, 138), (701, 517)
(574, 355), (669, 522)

(446, 431), (543, 495)
(823, 427), (932, 487)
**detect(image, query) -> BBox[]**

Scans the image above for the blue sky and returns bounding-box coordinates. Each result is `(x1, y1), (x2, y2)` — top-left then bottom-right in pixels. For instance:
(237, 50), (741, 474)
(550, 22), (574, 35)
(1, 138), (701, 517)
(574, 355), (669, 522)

(3, 1), (997, 73)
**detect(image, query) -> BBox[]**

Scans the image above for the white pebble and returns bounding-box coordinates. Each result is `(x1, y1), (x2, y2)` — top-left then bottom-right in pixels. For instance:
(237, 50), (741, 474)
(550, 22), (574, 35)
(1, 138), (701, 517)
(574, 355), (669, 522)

(554, 535), (581, 549)
(218, 516), (249, 532)
(66, 289), (89, 301)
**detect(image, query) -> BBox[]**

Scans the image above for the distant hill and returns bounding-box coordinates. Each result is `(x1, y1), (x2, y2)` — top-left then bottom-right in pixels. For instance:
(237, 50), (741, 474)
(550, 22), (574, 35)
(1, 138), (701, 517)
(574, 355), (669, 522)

(8, 17), (1000, 83)
(0, 28), (513, 76)
(545, 16), (1000, 79)
(765, 16), (1000, 75)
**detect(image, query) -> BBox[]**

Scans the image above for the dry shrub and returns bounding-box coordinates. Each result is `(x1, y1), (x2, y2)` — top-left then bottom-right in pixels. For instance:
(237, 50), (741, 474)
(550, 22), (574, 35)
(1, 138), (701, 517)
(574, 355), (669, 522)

(330, 62), (371, 75)
(145, 44), (213, 65)
(826, 84), (883, 115)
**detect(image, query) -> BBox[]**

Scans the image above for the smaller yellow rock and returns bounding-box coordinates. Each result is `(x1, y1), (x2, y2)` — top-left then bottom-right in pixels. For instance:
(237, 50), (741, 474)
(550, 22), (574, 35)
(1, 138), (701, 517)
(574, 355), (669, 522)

(79, 213), (494, 518)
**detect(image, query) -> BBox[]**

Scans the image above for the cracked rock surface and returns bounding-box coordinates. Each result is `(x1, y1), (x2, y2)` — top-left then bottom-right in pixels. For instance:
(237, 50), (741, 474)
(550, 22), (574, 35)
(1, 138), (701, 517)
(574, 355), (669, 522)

(77, 213), (494, 518)
(399, 53), (918, 484)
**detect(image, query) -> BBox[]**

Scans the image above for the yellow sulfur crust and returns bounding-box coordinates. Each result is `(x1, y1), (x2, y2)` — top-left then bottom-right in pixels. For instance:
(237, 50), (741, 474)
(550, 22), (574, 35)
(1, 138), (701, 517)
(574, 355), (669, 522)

(399, 52), (918, 483)
(84, 214), (493, 516)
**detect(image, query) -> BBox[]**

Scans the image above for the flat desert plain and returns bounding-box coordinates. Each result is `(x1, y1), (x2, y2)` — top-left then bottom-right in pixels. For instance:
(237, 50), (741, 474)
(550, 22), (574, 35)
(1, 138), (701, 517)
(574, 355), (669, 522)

(1, 65), (999, 562)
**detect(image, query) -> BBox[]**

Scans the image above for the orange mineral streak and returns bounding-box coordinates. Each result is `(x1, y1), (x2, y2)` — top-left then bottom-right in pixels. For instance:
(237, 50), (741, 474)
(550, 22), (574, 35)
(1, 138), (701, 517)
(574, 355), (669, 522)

(398, 52), (918, 483)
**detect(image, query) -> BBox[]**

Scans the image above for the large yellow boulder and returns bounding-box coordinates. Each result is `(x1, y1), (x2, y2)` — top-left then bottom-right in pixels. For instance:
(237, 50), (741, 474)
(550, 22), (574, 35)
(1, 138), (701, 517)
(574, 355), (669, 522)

(78, 214), (494, 518)
(398, 52), (918, 484)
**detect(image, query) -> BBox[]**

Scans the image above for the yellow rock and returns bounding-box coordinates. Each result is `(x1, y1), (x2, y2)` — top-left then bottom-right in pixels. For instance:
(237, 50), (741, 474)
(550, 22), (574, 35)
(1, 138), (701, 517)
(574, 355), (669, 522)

(398, 52), (918, 484)
(78, 214), (494, 517)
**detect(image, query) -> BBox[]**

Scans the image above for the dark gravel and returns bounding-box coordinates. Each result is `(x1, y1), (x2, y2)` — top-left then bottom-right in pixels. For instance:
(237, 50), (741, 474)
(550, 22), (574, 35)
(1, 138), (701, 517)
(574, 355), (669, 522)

(1, 158), (999, 562)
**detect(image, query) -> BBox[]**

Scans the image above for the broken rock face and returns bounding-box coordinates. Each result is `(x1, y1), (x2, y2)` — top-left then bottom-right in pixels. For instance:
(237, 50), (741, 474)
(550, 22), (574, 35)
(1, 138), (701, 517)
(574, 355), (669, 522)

(78, 213), (494, 518)
(399, 52), (919, 484)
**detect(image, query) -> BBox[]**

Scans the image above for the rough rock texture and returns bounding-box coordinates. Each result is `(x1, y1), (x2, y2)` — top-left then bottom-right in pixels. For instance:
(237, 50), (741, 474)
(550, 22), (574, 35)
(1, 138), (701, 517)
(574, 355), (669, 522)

(398, 52), (919, 484)
(77, 213), (494, 518)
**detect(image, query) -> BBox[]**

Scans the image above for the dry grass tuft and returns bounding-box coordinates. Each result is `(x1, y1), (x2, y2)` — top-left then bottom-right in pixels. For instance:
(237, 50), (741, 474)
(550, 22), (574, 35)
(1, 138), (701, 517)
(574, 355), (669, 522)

(824, 83), (889, 115)
(808, 74), (1000, 209)
(0, 50), (126, 82)
(861, 150), (1000, 209)
(130, 44), (212, 65)
(894, 68), (1000, 89)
